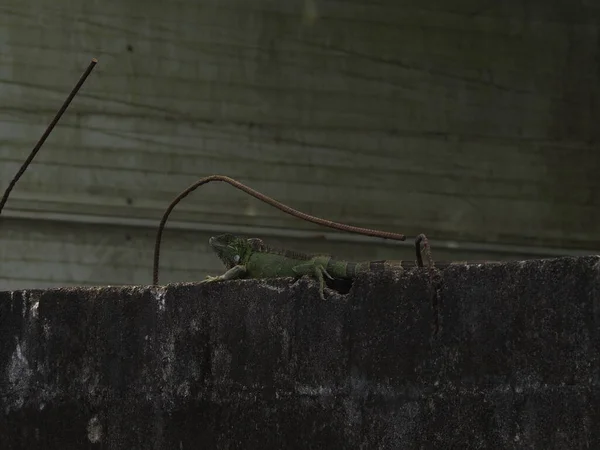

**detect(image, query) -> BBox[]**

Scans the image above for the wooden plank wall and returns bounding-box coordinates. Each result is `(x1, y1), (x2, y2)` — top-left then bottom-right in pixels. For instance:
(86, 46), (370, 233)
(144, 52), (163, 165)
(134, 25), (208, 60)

(0, 217), (548, 290)
(1, 0), (599, 288)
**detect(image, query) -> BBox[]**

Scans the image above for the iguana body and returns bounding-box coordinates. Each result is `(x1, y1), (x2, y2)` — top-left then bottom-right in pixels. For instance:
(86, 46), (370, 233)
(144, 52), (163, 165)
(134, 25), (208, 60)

(201, 234), (488, 299)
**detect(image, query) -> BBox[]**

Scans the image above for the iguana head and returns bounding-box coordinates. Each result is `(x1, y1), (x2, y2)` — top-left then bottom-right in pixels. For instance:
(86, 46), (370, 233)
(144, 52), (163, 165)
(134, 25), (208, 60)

(208, 234), (263, 269)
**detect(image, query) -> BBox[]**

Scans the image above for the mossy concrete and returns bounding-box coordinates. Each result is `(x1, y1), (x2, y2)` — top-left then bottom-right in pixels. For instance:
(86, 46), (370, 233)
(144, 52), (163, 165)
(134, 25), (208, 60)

(1, 256), (599, 449)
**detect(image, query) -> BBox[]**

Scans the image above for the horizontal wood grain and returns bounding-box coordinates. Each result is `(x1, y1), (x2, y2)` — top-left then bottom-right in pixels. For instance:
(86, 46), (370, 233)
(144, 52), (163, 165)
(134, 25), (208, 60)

(1, 0), (599, 287)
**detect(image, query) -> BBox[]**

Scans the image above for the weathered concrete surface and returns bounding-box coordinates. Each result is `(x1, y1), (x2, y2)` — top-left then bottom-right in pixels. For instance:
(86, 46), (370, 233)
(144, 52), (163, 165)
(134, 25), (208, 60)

(1, 256), (599, 449)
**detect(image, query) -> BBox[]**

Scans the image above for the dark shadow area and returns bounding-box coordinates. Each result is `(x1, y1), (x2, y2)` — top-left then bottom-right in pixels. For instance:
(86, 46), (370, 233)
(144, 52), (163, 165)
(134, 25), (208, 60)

(325, 277), (353, 295)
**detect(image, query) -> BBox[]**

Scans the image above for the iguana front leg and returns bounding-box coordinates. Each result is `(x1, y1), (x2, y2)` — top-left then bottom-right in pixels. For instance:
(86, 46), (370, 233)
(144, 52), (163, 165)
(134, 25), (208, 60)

(201, 265), (247, 283)
(292, 261), (333, 300)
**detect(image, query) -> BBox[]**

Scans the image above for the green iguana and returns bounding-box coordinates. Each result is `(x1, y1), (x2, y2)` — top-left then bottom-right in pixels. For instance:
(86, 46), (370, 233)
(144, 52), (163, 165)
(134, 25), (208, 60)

(200, 233), (485, 299)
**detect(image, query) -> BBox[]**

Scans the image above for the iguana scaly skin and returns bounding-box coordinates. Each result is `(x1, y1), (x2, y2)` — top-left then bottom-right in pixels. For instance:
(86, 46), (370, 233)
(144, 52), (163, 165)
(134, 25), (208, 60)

(201, 233), (489, 300)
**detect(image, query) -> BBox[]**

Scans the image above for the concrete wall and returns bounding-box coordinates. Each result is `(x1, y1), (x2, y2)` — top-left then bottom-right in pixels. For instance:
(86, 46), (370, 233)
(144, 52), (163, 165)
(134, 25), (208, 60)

(1, 0), (600, 288)
(2, 255), (599, 448)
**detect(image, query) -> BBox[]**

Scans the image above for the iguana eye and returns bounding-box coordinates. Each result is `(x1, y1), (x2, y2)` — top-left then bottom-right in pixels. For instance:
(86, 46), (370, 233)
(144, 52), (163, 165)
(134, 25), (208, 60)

(234, 255), (240, 263)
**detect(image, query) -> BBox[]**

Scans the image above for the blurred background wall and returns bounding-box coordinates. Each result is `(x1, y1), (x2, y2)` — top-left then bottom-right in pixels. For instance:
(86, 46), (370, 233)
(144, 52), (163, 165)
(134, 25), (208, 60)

(1, 0), (599, 289)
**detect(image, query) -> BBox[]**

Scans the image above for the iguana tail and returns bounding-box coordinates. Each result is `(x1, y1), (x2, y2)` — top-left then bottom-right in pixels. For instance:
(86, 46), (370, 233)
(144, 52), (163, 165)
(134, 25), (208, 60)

(324, 258), (484, 279)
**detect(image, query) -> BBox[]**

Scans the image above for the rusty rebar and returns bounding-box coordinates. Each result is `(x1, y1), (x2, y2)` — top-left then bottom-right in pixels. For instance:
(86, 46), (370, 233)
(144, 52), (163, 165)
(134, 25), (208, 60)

(152, 175), (406, 284)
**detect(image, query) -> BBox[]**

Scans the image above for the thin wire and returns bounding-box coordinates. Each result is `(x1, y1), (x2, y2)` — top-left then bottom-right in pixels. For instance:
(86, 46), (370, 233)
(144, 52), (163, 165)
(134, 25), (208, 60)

(0, 58), (98, 216)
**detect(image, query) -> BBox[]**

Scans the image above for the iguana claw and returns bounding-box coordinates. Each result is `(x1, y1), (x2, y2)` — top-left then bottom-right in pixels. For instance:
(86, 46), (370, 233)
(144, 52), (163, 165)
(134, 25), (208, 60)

(200, 265), (248, 285)
(201, 275), (222, 283)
